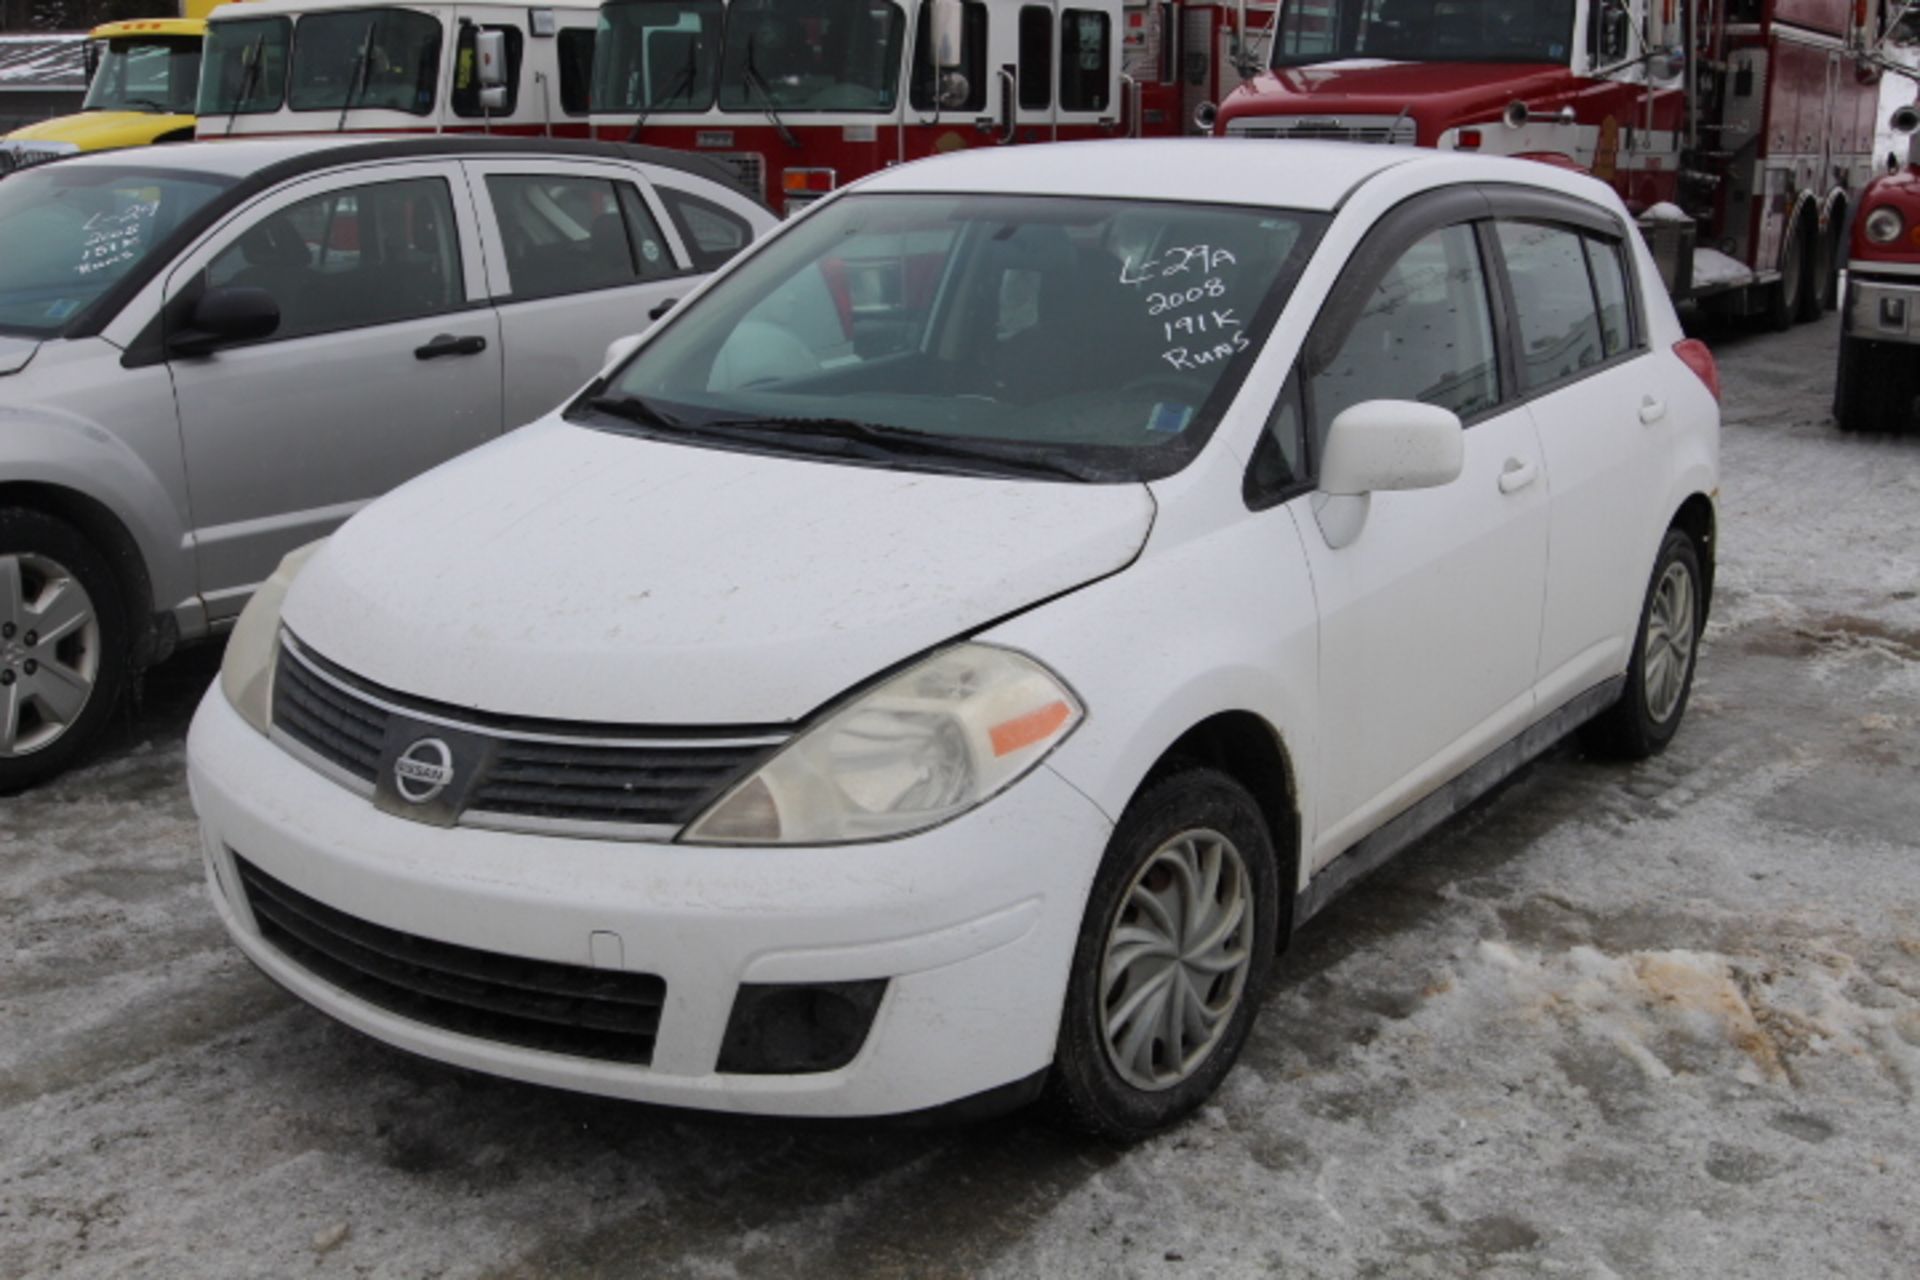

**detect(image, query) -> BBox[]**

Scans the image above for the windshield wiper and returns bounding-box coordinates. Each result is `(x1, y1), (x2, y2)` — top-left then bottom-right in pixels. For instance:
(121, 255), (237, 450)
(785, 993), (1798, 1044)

(223, 33), (266, 135)
(694, 415), (1101, 481)
(336, 20), (378, 132)
(741, 38), (801, 150)
(627, 41), (700, 142)
(583, 392), (687, 430)
(121, 96), (169, 113)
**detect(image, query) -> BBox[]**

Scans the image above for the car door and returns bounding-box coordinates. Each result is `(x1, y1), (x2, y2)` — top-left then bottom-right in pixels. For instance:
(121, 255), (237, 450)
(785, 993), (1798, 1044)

(165, 161), (503, 621)
(464, 158), (694, 429)
(1287, 209), (1551, 867)
(1492, 210), (1673, 710)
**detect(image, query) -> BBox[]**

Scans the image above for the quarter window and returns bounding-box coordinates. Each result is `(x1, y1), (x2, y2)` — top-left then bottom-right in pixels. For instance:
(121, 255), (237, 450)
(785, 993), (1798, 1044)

(1018, 6), (1052, 109)
(1059, 10), (1110, 113)
(1497, 221), (1606, 390)
(656, 186), (753, 273)
(486, 175), (676, 299)
(1584, 235), (1632, 357)
(205, 178), (464, 341)
(1307, 222), (1500, 449)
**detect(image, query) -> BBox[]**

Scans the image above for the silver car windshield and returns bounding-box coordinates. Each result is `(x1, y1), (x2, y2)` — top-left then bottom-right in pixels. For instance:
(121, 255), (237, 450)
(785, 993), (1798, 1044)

(1273, 0), (1576, 66)
(0, 165), (233, 337)
(589, 193), (1325, 482)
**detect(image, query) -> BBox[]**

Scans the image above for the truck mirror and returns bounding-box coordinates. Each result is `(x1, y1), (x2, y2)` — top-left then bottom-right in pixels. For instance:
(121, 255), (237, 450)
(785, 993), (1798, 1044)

(476, 29), (508, 90)
(480, 85), (509, 112)
(938, 72), (970, 109)
(932, 0), (964, 73)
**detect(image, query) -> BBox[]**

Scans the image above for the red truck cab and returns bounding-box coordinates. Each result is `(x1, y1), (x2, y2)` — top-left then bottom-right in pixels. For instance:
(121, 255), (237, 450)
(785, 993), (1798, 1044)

(1836, 104), (1920, 432)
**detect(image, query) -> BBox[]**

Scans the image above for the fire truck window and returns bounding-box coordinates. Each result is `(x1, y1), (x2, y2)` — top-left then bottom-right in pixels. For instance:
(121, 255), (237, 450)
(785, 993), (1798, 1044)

(289, 9), (443, 116)
(1584, 236), (1632, 358)
(1497, 221), (1607, 390)
(1275, 0), (1576, 66)
(486, 175), (649, 299)
(592, 0), (721, 115)
(198, 16), (291, 116)
(1308, 222), (1500, 450)
(1018, 6), (1053, 109)
(717, 0), (907, 114)
(911, 0), (987, 113)
(656, 187), (754, 274)
(451, 24), (523, 118)
(206, 178), (464, 341)
(1059, 11), (1110, 113)
(557, 30), (596, 116)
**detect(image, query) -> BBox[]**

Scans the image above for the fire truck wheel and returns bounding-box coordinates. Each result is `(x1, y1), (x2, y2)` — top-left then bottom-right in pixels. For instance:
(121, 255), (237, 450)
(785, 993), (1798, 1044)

(1817, 216), (1844, 313)
(1764, 210), (1812, 332)
(1801, 218), (1835, 323)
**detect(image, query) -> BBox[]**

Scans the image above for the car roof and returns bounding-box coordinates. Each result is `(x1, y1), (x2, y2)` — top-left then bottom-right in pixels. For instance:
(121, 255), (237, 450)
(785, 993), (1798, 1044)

(857, 140), (1427, 211)
(50, 135), (745, 189)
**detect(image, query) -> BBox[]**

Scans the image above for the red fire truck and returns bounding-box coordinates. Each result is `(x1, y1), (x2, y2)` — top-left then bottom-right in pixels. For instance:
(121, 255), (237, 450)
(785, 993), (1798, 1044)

(1835, 16), (1920, 431)
(1212, 1), (1899, 328)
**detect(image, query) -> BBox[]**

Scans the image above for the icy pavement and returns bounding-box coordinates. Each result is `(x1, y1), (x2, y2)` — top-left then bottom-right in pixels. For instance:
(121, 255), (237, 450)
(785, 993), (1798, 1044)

(2, 313), (1916, 1279)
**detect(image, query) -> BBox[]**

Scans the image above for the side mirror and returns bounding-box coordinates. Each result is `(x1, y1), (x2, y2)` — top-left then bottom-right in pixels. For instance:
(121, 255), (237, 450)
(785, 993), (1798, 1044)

(603, 332), (645, 371)
(932, 0), (964, 72)
(476, 29), (509, 88)
(170, 286), (280, 357)
(1314, 400), (1464, 549)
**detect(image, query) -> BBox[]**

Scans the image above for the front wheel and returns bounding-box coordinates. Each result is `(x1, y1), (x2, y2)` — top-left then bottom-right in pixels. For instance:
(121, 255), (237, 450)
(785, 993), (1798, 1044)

(1044, 767), (1279, 1141)
(0, 509), (129, 794)
(1582, 529), (1704, 761)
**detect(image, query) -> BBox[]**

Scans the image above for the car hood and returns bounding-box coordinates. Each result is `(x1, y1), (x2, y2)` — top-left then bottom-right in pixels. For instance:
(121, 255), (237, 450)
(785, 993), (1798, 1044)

(0, 334), (39, 376)
(4, 111), (194, 149)
(283, 419), (1156, 726)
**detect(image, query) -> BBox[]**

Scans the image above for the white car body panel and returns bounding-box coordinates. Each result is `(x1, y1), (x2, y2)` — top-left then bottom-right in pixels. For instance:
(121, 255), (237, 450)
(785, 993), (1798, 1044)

(282, 420), (1158, 724)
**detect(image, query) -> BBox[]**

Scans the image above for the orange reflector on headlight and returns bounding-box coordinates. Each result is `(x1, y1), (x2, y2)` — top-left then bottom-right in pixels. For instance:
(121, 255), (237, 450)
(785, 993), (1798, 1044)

(989, 700), (1072, 757)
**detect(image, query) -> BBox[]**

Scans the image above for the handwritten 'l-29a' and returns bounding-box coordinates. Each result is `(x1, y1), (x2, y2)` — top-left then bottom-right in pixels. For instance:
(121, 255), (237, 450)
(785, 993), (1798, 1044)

(1119, 244), (1239, 286)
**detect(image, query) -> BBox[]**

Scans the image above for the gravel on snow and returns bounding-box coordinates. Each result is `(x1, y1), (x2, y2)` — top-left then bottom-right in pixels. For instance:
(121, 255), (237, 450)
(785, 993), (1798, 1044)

(1, 311), (1916, 1279)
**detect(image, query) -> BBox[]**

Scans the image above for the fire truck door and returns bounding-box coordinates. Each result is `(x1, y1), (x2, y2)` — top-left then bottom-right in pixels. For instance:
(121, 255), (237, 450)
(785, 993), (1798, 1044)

(1001, 0), (1061, 141)
(1180, 3), (1215, 136)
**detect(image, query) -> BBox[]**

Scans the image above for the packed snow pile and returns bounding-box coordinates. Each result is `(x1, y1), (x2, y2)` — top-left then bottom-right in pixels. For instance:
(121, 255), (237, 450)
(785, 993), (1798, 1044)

(1691, 247), (1755, 289)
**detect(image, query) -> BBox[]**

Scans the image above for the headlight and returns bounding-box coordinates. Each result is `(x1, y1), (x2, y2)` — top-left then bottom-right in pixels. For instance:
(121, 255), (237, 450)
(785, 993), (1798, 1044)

(684, 644), (1083, 845)
(1865, 206), (1905, 245)
(220, 541), (326, 736)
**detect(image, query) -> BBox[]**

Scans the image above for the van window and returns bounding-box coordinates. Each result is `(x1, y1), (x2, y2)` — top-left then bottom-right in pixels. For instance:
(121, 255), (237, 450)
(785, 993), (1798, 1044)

(1307, 222), (1500, 449)
(206, 178), (463, 340)
(1497, 221), (1606, 389)
(1018, 6), (1052, 109)
(1059, 10), (1110, 113)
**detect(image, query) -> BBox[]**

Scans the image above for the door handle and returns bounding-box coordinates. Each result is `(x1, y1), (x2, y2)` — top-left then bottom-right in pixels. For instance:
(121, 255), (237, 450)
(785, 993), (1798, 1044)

(1639, 395), (1668, 424)
(1498, 458), (1540, 495)
(414, 334), (488, 360)
(648, 298), (679, 321)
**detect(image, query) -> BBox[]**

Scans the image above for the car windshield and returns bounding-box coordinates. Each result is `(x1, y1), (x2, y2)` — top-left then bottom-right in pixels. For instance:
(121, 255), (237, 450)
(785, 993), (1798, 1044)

(0, 165), (233, 337)
(1272, 0), (1576, 66)
(199, 16), (291, 115)
(718, 0), (905, 112)
(585, 193), (1325, 482)
(82, 37), (202, 115)
(289, 8), (443, 115)
(594, 0), (723, 114)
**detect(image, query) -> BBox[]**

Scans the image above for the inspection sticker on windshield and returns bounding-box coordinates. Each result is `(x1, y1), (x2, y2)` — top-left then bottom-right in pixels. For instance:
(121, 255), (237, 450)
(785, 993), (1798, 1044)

(1147, 402), (1194, 434)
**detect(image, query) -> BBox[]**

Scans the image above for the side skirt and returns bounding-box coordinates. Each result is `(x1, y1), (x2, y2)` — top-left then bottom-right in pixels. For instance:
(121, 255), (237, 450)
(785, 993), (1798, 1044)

(1293, 675), (1628, 929)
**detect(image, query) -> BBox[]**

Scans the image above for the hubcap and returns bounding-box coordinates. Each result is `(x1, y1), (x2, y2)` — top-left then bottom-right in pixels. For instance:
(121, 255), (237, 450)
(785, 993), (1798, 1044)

(0, 553), (100, 757)
(1098, 828), (1253, 1092)
(1643, 560), (1697, 725)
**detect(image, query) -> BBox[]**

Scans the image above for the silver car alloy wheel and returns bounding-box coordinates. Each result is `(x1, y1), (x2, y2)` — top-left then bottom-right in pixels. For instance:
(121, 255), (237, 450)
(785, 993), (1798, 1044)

(1098, 827), (1254, 1091)
(1643, 560), (1697, 726)
(0, 552), (102, 756)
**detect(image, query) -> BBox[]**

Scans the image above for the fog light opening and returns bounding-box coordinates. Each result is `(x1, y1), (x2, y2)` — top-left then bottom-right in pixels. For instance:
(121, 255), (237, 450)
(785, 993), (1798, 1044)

(717, 979), (888, 1075)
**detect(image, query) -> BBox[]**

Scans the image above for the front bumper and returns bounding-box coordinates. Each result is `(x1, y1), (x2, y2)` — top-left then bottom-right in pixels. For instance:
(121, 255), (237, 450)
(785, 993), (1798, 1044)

(1844, 269), (1920, 345)
(187, 687), (1113, 1117)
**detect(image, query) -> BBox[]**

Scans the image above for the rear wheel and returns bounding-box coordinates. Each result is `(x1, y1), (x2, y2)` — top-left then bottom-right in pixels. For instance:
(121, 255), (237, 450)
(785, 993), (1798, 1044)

(1583, 529), (1704, 761)
(0, 509), (129, 794)
(1044, 767), (1279, 1141)
(1802, 211), (1835, 322)
(1763, 214), (1809, 331)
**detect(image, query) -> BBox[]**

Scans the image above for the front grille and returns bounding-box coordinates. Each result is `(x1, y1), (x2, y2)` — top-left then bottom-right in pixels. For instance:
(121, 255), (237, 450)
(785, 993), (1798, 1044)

(1228, 117), (1418, 146)
(710, 150), (766, 199)
(236, 855), (667, 1064)
(271, 636), (787, 835)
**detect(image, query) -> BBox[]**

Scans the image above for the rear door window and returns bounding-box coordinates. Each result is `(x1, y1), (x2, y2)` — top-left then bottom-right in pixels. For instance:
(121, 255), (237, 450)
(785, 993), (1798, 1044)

(1496, 221), (1607, 390)
(485, 174), (676, 298)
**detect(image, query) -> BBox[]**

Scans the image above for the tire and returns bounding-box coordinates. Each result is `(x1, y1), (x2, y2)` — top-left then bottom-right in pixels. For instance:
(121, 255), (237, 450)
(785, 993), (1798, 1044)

(1582, 529), (1704, 761)
(1801, 213), (1834, 323)
(1819, 217), (1843, 313)
(1764, 212), (1809, 332)
(1043, 766), (1280, 1142)
(0, 509), (129, 794)
(1835, 335), (1868, 433)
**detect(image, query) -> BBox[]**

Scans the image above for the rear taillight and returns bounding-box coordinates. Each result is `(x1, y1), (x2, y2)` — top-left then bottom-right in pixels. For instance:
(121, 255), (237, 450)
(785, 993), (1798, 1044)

(1674, 338), (1719, 402)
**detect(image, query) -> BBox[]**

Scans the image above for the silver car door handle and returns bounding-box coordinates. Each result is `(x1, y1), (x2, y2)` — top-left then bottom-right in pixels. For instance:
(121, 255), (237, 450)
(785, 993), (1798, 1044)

(415, 334), (488, 360)
(1498, 458), (1539, 495)
(1639, 396), (1668, 424)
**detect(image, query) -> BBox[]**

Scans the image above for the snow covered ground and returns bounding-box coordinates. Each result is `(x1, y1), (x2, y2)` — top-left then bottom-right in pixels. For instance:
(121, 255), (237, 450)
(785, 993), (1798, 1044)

(2, 312), (1916, 1279)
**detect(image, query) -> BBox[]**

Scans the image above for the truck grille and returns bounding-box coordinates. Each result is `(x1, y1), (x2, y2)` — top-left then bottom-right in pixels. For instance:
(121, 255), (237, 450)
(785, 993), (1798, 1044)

(236, 855), (667, 1064)
(270, 635), (788, 836)
(1226, 116), (1418, 146)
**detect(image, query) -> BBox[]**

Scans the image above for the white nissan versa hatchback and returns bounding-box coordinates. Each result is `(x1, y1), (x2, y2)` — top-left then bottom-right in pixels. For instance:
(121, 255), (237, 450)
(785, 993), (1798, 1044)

(188, 141), (1720, 1139)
